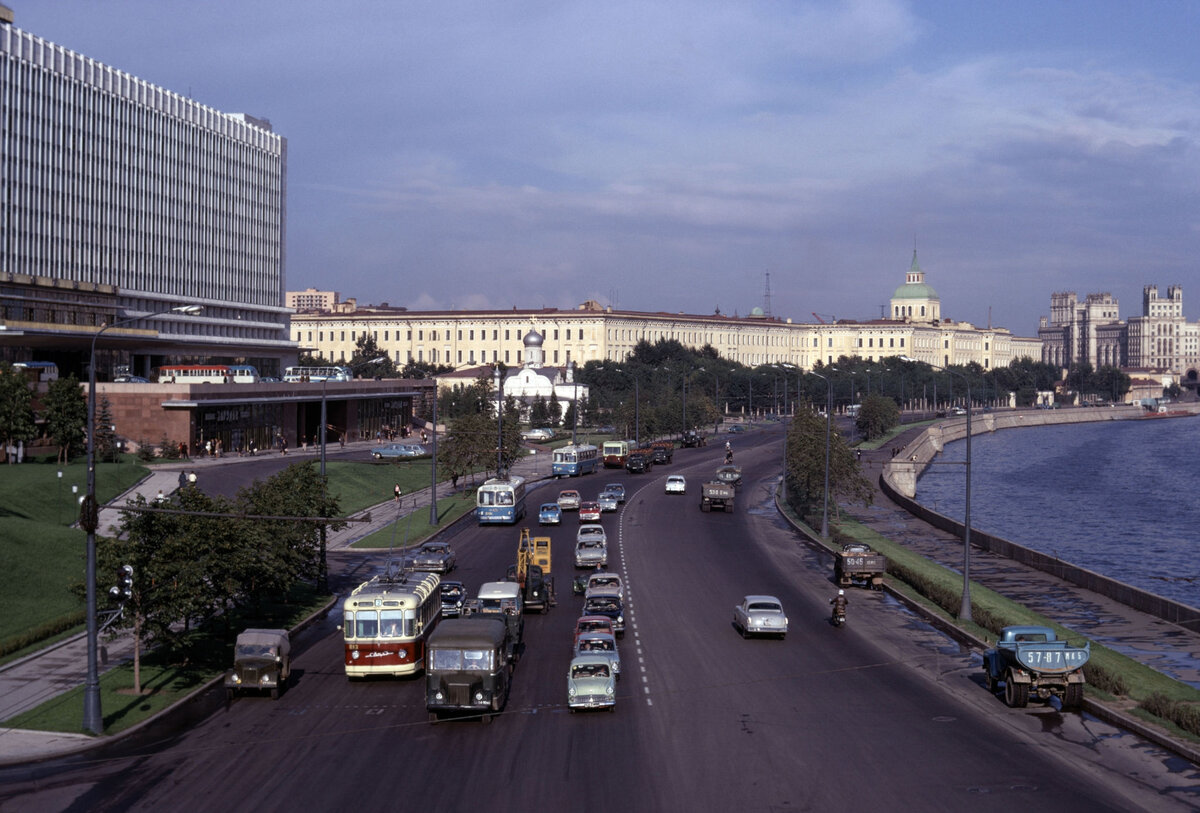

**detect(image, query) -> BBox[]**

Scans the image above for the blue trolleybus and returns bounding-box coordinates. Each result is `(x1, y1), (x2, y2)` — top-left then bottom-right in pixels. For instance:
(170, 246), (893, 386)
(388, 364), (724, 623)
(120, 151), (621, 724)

(552, 444), (599, 477)
(476, 477), (527, 525)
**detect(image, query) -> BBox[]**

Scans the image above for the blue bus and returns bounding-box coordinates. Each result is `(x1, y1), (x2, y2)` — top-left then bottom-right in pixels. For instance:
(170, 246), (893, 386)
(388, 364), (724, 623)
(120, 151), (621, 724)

(552, 444), (599, 477)
(476, 477), (527, 525)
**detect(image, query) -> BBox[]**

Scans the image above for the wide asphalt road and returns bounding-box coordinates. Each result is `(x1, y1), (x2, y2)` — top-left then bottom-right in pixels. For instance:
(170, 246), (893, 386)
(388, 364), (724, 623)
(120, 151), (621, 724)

(2, 427), (1198, 811)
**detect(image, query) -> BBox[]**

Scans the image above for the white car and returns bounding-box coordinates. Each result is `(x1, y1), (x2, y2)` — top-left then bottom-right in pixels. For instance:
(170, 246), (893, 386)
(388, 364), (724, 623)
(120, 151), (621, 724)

(521, 427), (554, 441)
(733, 595), (788, 639)
(584, 571), (624, 600)
(664, 475), (687, 495)
(576, 523), (608, 547)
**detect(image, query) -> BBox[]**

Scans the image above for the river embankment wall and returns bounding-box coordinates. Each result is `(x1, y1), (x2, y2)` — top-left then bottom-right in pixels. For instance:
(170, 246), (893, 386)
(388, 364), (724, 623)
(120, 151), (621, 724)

(880, 404), (1200, 632)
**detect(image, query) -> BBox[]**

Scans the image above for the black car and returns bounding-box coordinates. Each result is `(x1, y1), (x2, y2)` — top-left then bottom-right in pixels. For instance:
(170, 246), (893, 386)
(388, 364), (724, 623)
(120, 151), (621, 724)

(440, 580), (466, 618)
(581, 594), (625, 636)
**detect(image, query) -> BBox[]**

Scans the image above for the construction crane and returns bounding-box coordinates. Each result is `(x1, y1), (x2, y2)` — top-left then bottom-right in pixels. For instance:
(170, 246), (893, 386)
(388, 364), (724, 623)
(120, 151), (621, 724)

(812, 312), (836, 324)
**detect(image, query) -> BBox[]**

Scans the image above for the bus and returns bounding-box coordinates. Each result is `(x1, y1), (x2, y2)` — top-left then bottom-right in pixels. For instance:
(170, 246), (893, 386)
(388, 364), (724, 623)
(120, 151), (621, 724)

(476, 476), (527, 525)
(283, 365), (352, 382)
(342, 569), (441, 678)
(12, 361), (59, 382)
(552, 443), (600, 477)
(226, 364), (261, 383)
(602, 440), (631, 468)
(157, 364), (232, 384)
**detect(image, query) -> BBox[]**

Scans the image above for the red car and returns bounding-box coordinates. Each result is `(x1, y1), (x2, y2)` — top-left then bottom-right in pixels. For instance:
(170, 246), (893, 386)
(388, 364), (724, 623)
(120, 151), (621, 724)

(579, 501), (602, 522)
(574, 615), (616, 649)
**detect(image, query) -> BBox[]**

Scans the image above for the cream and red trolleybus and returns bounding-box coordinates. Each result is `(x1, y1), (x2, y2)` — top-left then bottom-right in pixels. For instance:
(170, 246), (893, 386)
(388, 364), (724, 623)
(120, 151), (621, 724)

(342, 569), (441, 678)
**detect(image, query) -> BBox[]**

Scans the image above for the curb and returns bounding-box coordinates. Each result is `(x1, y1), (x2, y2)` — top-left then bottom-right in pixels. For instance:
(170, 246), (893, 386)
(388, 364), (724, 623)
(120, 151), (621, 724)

(771, 487), (1200, 767)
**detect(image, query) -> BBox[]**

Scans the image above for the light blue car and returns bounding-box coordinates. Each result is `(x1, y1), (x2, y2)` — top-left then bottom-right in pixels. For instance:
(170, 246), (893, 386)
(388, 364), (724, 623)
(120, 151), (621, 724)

(371, 443), (425, 459)
(539, 503), (563, 525)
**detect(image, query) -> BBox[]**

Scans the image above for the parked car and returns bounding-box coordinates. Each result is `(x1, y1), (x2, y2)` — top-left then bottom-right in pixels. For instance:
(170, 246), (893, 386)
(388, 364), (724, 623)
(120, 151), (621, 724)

(579, 501), (602, 522)
(113, 375), (150, 383)
(567, 654), (616, 712)
(604, 483), (626, 503)
(732, 595), (788, 639)
(664, 475), (687, 495)
(557, 489), (582, 511)
(597, 491), (619, 512)
(539, 502), (563, 525)
(224, 628), (291, 700)
(440, 580), (467, 618)
(574, 536), (608, 569)
(520, 427), (554, 442)
(950, 406), (967, 416)
(371, 442), (425, 459)
(574, 631), (621, 679)
(411, 541), (456, 573)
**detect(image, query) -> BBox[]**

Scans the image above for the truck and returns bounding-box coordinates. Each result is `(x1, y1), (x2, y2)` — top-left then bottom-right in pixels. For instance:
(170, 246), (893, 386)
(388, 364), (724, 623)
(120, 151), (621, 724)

(469, 581), (524, 662)
(700, 481), (735, 513)
(426, 617), (513, 723)
(715, 464), (742, 488)
(504, 529), (555, 613)
(982, 625), (1090, 709)
(681, 429), (706, 448)
(649, 441), (674, 464)
(834, 543), (887, 590)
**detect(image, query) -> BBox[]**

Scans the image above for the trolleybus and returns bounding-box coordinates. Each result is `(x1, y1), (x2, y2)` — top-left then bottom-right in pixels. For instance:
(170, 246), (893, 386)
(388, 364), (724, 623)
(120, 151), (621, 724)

(552, 443), (599, 477)
(157, 365), (232, 384)
(342, 568), (441, 678)
(476, 476), (527, 524)
(602, 440), (631, 468)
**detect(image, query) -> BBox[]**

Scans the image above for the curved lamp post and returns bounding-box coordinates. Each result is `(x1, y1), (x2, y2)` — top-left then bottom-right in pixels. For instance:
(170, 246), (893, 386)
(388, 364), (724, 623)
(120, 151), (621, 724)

(807, 370), (833, 539)
(83, 303), (202, 734)
(902, 356), (973, 623)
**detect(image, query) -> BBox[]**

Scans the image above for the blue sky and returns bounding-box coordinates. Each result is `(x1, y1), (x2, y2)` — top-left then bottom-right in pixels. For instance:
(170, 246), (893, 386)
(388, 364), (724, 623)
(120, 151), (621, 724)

(13, 1), (1200, 335)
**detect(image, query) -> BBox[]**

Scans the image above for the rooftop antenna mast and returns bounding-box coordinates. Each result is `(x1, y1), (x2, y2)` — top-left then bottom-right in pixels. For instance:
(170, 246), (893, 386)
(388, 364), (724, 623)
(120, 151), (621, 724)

(763, 271), (772, 317)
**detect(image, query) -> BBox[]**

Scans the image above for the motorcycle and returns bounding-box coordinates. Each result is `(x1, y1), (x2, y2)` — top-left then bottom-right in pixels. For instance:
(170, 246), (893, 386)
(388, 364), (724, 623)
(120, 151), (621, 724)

(831, 609), (846, 627)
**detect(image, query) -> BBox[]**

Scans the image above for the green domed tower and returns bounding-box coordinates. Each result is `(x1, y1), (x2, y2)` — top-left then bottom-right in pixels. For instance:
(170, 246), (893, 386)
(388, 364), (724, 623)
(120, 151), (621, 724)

(890, 250), (940, 323)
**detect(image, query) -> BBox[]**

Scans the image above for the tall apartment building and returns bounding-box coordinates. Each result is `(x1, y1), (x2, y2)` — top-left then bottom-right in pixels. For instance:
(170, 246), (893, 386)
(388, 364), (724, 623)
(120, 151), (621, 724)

(286, 287), (339, 311)
(0, 9), (294, 378)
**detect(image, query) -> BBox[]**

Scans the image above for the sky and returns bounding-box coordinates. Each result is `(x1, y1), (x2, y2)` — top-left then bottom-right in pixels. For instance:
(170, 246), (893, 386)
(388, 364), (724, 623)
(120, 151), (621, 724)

(12, 1), (1200, 336)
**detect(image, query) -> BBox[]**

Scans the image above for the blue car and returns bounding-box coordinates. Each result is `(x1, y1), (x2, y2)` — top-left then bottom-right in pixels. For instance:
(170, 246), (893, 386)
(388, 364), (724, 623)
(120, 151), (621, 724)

(539, 502), (563, 525)
(371, 443), (425, 459)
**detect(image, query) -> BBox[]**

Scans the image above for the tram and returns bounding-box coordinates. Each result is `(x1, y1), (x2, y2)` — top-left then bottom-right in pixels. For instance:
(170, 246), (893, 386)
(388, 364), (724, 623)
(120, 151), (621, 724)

(342, 569), (441, 678)
(602, 440), (631, 468)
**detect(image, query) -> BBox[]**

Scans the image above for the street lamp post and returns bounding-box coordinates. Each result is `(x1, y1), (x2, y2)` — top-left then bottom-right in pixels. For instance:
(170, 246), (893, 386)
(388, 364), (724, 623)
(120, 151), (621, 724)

(902, 356), (973, 622)
(808, 370), (833, 539)
(494, 366), (504, 475)
(83, 303), (201, 734)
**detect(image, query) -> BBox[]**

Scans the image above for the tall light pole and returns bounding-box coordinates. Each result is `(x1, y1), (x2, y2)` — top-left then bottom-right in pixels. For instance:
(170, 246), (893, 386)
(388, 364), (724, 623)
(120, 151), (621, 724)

(494, 366), (504, 475)
(903, 356), (973, 622)
(428, 377), (439, 526)
(807, 370), (833, 539)
(83, 303), (202, 734)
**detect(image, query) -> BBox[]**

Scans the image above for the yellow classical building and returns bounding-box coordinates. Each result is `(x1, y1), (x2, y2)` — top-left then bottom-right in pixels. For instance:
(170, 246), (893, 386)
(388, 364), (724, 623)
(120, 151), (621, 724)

(290, 252), (1041, 372)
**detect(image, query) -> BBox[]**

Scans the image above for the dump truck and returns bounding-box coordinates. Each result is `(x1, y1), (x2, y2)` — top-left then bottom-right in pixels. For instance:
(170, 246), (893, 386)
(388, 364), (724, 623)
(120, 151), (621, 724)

(982, 625), (1090, 709)
(649, 441), (674, 464)
(834, 543), (887, 590)
(700, 481), (735, 512)
(715, 464), (742, 488)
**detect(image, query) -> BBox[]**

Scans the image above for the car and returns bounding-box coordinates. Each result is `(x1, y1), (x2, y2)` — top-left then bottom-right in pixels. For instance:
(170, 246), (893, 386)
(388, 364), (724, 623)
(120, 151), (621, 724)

(440, 580), (467, 618)
(582, 594), (625, 636)
(597, 491), (619, 512)
(732, 595), (788, 639)
(595, 425), (616, 434)
(579, 501), (602, 522)
(520, 427), (554, 442)
(259, 376), (281, 383)
(573, 615), (616, 648)
(727, 424), (746, 433)
(574, 631), (621, 679)
(113, 375), (151, 383)
(664, 475), (687, 495)
(557, 489), (581, 511)
(371, 442), (425, 459)
(949, 406), (967, 416)
(567, 654), (616, 712)
(574, 537), (608, 569)
(410, 541), (456, 573)
(538, 502), (563, 525)
(604, 483), (626, 503)
(576, 523), (608, 546)
(584, 571), (623, 600)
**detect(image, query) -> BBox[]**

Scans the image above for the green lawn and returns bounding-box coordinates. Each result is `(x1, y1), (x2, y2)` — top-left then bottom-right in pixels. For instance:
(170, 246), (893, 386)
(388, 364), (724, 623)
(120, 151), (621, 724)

(0, 457), (149, 657)
(350, 494), (478, 549)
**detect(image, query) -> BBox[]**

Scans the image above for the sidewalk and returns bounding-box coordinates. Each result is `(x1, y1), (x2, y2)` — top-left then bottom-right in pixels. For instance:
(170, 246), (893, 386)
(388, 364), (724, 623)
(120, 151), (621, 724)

(0, 440), (554, 765)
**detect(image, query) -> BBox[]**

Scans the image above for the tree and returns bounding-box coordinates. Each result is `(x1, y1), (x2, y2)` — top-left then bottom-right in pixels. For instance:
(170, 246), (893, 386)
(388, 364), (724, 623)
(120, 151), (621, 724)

(784, 410), (872, 522)
(529, 394), (549, 426)
(856, 394), (899, 441)
(0, 363), (36, 463)
(95, 395), (118, 462)
(42, 375), (88, 463)
(349, 333), (395, 378)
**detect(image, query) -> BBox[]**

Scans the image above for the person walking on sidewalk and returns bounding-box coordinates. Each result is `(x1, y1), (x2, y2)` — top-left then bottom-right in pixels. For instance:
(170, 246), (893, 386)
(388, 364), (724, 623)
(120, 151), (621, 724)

(394, 483), (402, 504)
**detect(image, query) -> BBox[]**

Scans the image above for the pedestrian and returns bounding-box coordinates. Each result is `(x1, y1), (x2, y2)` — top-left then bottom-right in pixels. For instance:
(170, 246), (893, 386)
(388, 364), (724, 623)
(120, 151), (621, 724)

(394, 483), (402, 503)
(155, 488), (165, 503)
(178, 471), (187, 489)
(188, 470), (197, 486)
(451, 473), (459, 491)
(205, 439), (212, 457)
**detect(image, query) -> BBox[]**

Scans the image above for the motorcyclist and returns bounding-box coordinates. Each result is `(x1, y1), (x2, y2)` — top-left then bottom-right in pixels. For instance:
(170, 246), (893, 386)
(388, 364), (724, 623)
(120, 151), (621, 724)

(830, 589), (848, 621)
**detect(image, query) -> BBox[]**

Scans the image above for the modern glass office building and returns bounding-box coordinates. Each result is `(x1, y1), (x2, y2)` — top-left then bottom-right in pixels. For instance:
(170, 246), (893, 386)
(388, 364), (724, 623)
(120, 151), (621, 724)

(0, 8), (295, 378)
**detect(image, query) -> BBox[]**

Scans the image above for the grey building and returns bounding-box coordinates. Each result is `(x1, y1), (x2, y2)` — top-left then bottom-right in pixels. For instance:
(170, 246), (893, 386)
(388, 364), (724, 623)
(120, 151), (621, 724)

(0, 7), (295, 379)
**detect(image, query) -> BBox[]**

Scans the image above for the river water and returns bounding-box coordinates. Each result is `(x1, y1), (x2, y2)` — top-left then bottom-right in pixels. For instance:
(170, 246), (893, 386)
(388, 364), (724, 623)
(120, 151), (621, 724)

(914, 415), (1200, 611)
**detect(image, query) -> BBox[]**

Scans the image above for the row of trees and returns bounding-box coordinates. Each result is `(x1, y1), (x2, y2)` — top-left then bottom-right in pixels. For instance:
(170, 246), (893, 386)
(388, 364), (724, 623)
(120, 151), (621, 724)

(0, 364), (89, 463)
(96, 463), (342, 692)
